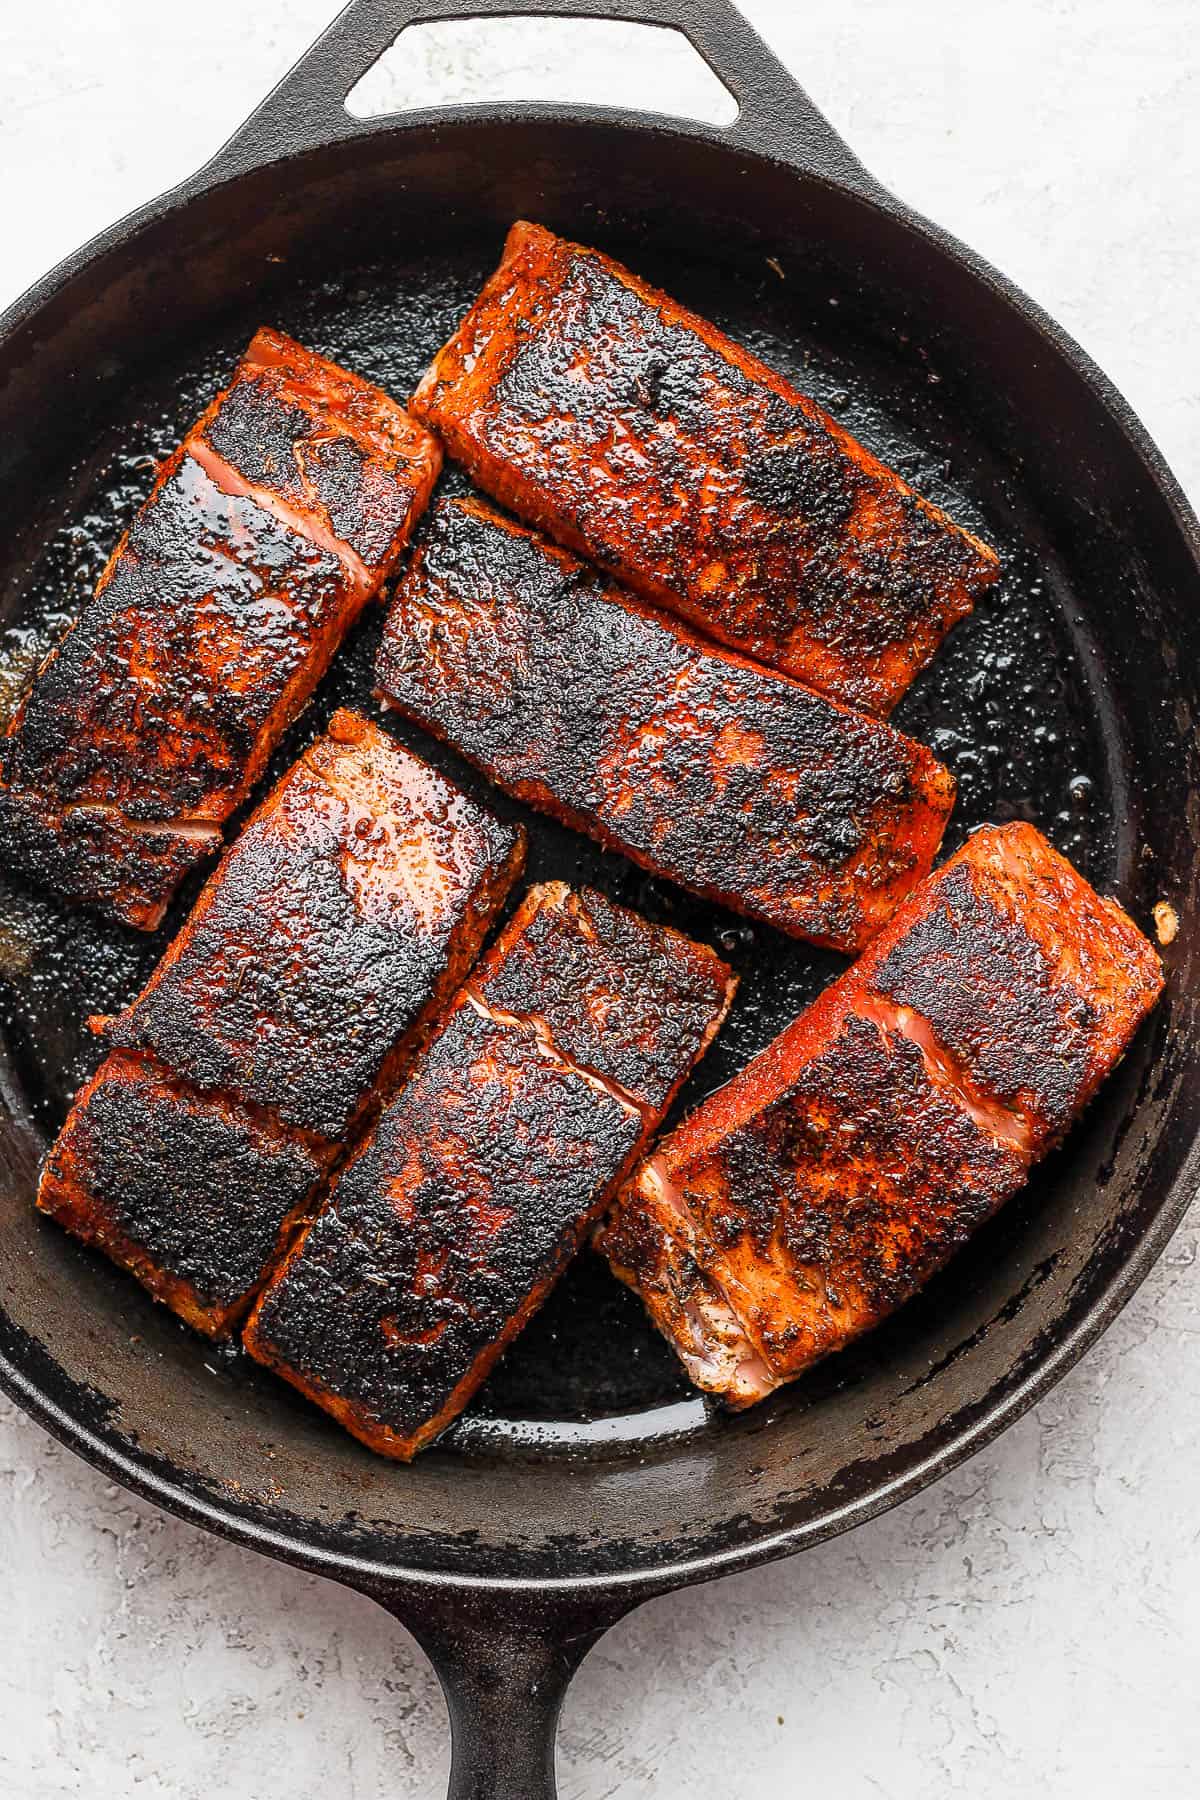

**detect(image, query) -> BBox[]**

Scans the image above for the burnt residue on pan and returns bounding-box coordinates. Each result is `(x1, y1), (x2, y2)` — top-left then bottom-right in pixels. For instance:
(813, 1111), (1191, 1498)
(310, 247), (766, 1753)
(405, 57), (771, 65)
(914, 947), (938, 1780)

(0, 240), (1123, 1445)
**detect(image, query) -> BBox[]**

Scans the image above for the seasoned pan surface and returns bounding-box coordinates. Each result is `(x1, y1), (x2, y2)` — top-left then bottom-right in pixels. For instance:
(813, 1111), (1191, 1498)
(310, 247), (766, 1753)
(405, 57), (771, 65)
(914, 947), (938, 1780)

(0, 92), (1194, 1594)
(0, 234), (1128, 1426)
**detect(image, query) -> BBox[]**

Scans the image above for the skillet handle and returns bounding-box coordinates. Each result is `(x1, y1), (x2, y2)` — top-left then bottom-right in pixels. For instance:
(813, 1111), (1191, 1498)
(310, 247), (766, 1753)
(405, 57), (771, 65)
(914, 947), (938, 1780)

(373, 1585), (637, 1799)
(203, 0), (881, 198)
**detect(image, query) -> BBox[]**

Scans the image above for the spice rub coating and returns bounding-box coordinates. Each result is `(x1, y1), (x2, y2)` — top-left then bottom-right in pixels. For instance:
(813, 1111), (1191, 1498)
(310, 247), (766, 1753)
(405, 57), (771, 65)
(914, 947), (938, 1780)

(1, 329), (440, 929)
(4, 457), (349, 828)
(862, 822), (1165, 1156)
(244, 882), (734, 1458)
(37, 1051), (328, 1338)
(196, 327), (441, 570)
(601, 1002), (1027, 1396)
(473, 883), (736, 1114)
(0, 782), (222, 934)
(378, 498), (956, 953)
(412, 222), (999, 715)
(103, 709), (526, 1142)
(39, 714), (522, 1336)
(599, 823), (1164, 1405)
(244, 1003), (643, 1457)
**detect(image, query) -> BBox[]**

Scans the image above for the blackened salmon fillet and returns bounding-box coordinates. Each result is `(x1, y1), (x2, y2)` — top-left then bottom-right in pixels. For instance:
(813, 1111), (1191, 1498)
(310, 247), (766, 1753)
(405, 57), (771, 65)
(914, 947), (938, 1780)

(244, 883), (735, 1458)
(411, 221), (998, 715)
(101, 709), (525, 1141)
(0, 328), (441, 929)
(598, 823), (1163, 1406)
(38, 710), (524, 1335)
(377, 497), (956, 953)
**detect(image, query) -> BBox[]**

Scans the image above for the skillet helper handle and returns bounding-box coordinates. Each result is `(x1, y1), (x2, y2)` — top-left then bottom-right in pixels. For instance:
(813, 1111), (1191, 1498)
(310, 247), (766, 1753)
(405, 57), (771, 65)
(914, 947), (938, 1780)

(375, 1586), (634, 1800)
(204, 0), (881, 198)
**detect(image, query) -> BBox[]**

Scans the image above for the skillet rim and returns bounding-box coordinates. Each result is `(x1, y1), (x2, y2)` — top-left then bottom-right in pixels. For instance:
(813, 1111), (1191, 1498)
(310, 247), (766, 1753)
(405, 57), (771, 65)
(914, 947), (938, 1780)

(0, 108), (1198, 1602)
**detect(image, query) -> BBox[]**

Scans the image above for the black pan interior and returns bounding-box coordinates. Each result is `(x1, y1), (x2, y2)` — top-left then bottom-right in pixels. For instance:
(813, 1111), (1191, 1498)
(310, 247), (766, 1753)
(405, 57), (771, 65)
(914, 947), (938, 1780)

(0, 120), (1196, 1584)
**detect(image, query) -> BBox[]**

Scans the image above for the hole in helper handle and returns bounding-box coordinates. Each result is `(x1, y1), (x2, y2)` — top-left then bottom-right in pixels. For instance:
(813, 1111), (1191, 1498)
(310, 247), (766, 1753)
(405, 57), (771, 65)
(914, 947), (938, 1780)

(200, 0), (883, 198)
(375, 1585), (640, 1800)
(345, 17), (742, 128)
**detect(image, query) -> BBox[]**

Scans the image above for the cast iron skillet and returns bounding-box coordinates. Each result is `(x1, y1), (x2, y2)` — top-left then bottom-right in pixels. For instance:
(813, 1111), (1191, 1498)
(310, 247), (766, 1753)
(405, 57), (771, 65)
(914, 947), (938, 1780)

(0, 2), (1197, 1793)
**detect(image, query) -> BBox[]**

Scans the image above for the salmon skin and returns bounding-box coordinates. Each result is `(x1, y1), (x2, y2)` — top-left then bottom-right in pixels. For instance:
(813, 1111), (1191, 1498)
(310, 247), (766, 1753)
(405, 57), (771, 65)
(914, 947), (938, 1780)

(378, 497), (956, 954)
(244, 883), (735, 1458)
(411, 221), (999, 716)
(38, 711), (524, 1335)
(0, 328), (441, 930)
(598, 823), (1164, 1407)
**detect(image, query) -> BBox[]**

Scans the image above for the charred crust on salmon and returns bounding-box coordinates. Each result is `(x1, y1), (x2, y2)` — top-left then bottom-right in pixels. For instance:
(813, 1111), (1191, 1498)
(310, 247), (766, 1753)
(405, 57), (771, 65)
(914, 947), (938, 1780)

(1, 329), (440, 928)
(104, 710), (525, 1141)
(472, 883), (735, 1114)
(599, 823), (1163, 1405)
(377, 497), (956, 953)
(864, 830), (1163, 1150)
(411, 222), (998, 716)
(245, 1003), (644, 1454)
(2, 457), (349, 823)
(39, 713), (523, 1336)
(244, 882), (734, 1457)
(37, 1050), (327, 1338)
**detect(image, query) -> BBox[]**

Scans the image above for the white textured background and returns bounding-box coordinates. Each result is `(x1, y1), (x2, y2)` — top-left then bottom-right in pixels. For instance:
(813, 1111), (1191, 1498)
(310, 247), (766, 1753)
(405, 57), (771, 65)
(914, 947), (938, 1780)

(1, 3), (1198, 1795)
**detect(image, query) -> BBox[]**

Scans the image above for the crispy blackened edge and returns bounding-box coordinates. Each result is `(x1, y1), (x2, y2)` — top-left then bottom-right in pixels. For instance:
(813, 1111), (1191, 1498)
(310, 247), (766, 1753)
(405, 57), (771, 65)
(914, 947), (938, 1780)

(38, 1052), (327, 1335)
(0, 783), (220, 930)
